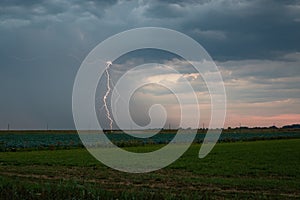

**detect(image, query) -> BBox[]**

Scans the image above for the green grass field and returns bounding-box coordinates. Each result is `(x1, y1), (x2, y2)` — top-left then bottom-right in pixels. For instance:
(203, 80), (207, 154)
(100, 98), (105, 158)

(0, 139), (300, 199)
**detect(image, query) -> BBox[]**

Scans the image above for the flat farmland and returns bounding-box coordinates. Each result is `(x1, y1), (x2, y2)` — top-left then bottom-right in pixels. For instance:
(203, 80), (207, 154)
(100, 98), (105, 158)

(0, 139), (299, 199)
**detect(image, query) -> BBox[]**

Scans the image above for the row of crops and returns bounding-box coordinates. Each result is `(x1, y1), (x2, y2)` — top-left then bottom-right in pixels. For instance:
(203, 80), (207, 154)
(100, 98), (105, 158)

(1, 131), (300, 150)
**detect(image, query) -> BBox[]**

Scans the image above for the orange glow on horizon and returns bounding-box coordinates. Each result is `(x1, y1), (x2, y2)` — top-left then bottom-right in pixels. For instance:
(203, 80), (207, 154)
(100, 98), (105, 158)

(224, 113), (300, 128)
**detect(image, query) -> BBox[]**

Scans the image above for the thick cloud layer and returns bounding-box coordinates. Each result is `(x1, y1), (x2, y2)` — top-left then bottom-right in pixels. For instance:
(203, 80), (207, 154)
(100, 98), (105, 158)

(0, 0), (299, 129)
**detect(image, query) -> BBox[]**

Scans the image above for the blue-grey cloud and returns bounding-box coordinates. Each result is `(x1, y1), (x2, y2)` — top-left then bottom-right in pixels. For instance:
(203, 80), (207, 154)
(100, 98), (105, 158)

(0, 0), (300, 129)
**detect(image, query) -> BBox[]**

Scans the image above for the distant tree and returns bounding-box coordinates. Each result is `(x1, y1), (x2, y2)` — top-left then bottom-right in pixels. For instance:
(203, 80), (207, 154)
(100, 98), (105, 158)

(282, 124), (300, 129)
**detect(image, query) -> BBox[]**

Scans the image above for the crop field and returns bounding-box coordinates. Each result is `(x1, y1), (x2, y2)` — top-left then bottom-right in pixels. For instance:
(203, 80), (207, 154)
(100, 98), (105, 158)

(1, 129), (300, 149)
(0, 139), (300, 199)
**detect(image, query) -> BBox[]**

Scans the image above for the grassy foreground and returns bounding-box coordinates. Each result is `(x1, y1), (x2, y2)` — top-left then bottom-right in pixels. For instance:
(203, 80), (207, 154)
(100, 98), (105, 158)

(0, 139), (299, 199)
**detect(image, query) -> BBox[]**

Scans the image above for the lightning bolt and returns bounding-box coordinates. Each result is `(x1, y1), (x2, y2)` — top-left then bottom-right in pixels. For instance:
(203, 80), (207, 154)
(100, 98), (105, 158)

(103, 61), (113, 132)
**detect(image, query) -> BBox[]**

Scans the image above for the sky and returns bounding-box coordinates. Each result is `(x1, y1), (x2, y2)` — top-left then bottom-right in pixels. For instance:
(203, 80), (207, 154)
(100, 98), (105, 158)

(0, 0), (300, 129)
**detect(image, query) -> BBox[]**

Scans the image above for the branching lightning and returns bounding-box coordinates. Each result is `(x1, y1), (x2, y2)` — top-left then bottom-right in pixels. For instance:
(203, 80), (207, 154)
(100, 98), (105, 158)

(103, 61), (113, 131)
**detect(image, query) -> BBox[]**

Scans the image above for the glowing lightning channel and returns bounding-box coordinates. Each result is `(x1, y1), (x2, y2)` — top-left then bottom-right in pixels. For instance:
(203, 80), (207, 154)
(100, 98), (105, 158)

(103, 61), (113, 132)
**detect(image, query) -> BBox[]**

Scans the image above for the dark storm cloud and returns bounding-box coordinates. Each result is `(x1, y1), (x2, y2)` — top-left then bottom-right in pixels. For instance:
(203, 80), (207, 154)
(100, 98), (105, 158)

(143, 0), (300, 60)
(0, 0), (300, 129)
(142, 0), (215, 19)
(0, 0), (118, 24)
(219, 54), (300, 79)
(1, 0), (299, 60)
